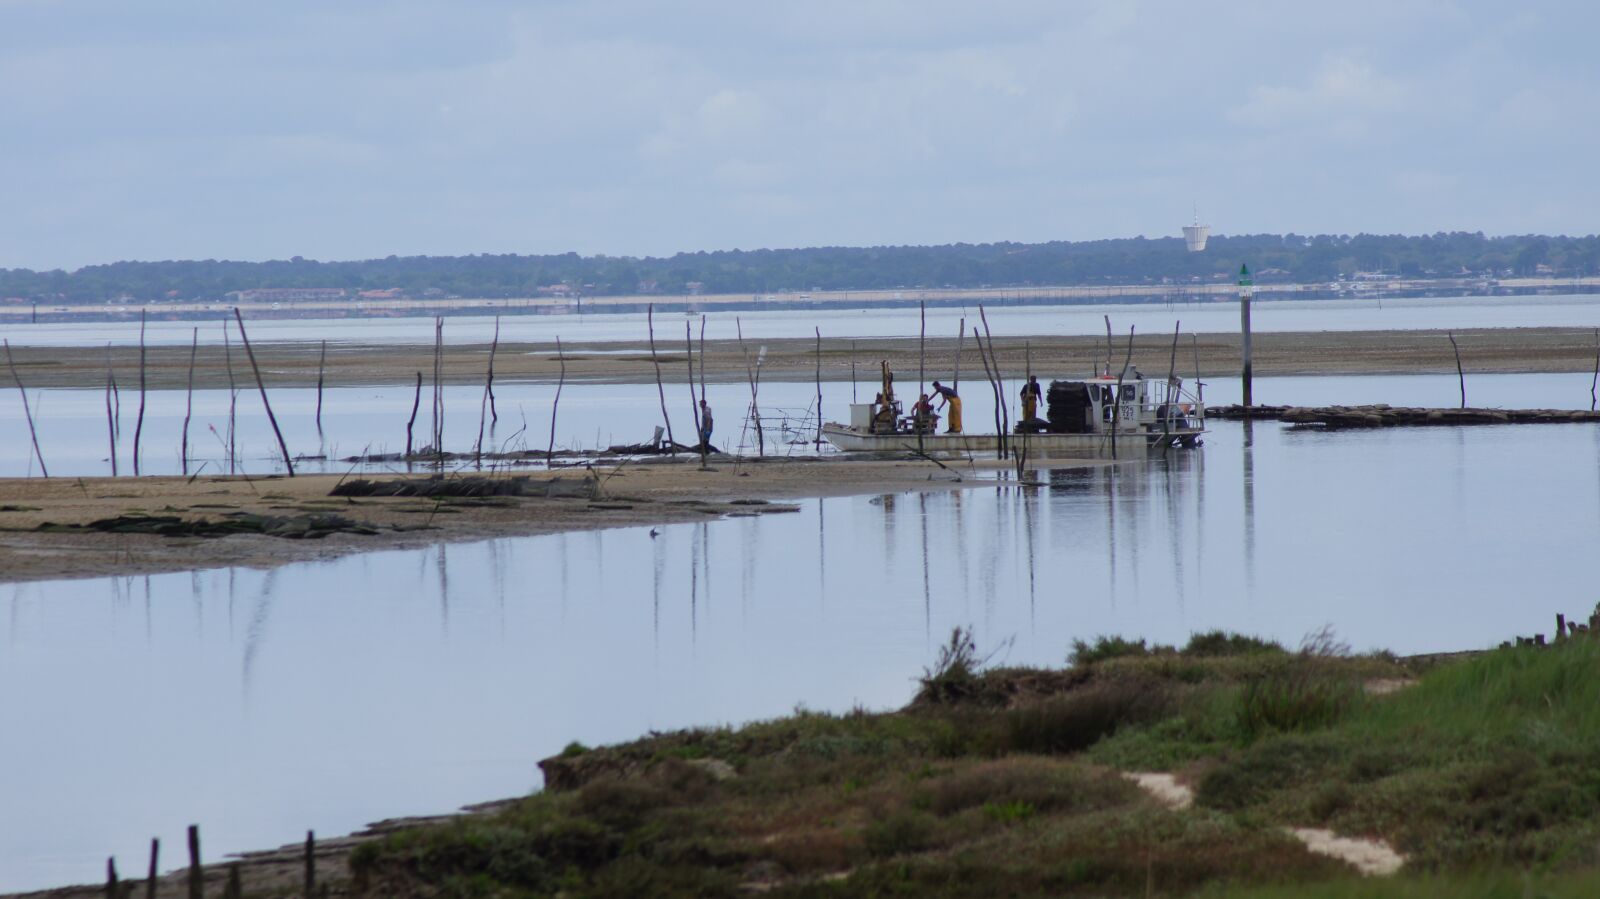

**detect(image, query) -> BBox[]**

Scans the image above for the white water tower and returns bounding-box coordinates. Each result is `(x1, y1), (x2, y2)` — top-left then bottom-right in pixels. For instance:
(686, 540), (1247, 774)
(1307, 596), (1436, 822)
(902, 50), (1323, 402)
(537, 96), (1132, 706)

(1183, 206), (1210, 252)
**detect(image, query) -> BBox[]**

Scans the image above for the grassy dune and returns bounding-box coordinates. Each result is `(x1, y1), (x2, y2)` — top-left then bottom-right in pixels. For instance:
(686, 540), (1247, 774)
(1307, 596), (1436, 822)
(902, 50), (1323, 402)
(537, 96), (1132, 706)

(346, 631), (1600, 898)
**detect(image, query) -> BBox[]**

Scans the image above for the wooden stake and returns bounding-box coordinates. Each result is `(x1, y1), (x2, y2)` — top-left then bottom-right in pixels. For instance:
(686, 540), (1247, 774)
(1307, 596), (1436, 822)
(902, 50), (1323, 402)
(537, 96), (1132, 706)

(918, 303), (926, 454)
(106, 856), (118, 899)
(973, 316), (1004, 460)
(547, 337), (565, 465)
(431, 317), (444, 456)
(223, 864), (241, 899)
(314, 338), (327, 439)
(647, 304), (676, 453)
(954, 318), (964, 393)
(814, 327), (823, 449)
(222, 319), (238, 474)
(105, 345), (118, 476)
(304, 830), (315, 899)
(406, 371), (421, 457)
(134, 312), (147, 476)
(146, 838), (159, 899)
(233, 309), (295, 476)
(180, 327), (198, 475)
(4, 340), (48, 477)
(1191, 333), (1204, 406)
(487, 315), (500, 424)
(979, 306), (1008, 458)
(187, 824), (202, 899)
(737, 317), (763, 457)
(1103, 314), (1113, 376)
(1590, 328), (1597, 412)
(1163, 322), (1181, 447)
(1448, 332), (1465, 409)
(851, 340), (857, 403)
(1110, 325), (1135, 460)
(687, 322), (706, 466)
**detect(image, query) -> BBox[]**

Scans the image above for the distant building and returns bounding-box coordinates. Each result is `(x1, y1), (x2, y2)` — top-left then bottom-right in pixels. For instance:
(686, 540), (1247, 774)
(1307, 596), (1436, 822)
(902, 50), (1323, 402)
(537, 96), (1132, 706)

(536, 284), (573, 297)
(357, 288), (404, 300)
(228, 288), (348, 303)
(685, 281), (705, 295)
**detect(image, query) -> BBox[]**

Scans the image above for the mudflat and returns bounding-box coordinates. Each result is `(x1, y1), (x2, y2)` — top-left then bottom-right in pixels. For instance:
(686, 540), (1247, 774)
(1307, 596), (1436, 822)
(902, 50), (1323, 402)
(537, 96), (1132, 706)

(0, 456), (1068, 585)
(7, 326), (1600, 390)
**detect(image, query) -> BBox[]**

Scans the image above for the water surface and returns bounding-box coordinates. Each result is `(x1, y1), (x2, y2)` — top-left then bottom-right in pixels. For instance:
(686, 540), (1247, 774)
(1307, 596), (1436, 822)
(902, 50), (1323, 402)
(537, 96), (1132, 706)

(4, 415), (1599, 890)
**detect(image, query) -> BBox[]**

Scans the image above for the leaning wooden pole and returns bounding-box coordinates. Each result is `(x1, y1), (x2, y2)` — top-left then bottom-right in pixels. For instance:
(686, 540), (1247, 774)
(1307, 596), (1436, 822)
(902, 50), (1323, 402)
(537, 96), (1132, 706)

(105, 346), (118, 476)
(1448, 331), (1465, 409)
(547, 336), (565, 465)
(233, 309), (295, 476)
(406, 371), (422, 456)
(1162, 322), (1181, 447)
(1591, 328), (1598, 412)
(973, 317), (1004, 460)
(737, 317), (764, 457)
(647, 304), (676, 453)
(4, 340), (48, 477)
(979, 306), (1009, 457)
(3, 335), (48, 476)
(687, 322), (706, 467)
(181, 327), (198, 476)
(134, 312), (147, 475)
(487, 315), (500, 424)
(314, 338), (327, 440)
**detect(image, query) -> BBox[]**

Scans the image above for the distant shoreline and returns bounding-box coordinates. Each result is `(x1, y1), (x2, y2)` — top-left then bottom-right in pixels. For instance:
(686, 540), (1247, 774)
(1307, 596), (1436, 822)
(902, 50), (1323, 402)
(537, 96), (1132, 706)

(3, 277), (1597, 326)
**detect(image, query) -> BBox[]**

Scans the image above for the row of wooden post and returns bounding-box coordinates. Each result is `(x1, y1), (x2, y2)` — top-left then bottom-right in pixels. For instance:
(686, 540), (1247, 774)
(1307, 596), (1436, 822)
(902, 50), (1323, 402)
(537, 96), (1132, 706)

(106, 825), (319, 898)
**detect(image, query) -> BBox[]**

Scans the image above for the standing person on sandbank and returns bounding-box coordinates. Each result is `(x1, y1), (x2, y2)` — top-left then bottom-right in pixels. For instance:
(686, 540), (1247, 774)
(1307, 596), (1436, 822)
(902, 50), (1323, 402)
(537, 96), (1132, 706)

(698, 399), (714, 449)
(931, 381), (961, 434)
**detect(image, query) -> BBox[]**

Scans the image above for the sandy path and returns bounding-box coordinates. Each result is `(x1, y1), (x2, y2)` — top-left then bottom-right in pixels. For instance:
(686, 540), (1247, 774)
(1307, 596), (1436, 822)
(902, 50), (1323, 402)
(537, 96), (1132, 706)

(1124, 773), (1406, 876)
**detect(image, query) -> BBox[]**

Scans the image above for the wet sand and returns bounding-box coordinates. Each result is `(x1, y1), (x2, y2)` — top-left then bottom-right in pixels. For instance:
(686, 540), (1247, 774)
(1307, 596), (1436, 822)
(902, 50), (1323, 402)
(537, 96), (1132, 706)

(7, 326), (1600, 390)
(0, 456), (1067, 585)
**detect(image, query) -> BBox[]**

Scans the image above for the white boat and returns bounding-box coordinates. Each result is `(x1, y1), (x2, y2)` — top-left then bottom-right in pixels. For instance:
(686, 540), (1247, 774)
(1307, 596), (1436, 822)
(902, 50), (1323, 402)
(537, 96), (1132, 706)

(821, 372), (1204, 458)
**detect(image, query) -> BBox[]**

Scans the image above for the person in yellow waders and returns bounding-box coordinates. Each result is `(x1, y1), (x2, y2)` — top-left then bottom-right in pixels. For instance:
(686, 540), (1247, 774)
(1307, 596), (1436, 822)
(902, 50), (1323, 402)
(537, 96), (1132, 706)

(1021, 376), (1042, 423)
(931, 381), (962, 434)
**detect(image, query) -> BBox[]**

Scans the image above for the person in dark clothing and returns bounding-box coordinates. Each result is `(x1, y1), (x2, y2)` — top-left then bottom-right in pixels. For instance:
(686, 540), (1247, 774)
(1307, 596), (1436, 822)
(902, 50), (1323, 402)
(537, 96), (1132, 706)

(930, 381), (962, 433)
(1021, 376), (1043, 422)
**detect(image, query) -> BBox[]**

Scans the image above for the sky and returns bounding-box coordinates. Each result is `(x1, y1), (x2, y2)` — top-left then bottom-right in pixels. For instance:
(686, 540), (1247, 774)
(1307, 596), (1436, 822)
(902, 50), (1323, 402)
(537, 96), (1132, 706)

(0, 0), (1596, 270)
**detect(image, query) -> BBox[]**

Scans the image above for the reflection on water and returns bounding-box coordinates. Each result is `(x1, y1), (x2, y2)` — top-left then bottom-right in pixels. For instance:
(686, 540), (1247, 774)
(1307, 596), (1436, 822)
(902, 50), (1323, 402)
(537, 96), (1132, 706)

(3, 419), (1600, 889)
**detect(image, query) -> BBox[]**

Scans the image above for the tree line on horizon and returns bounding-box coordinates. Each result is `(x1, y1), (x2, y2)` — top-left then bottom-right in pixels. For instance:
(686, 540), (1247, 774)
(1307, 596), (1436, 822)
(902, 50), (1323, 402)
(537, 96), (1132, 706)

(2, 231), (1596, 303)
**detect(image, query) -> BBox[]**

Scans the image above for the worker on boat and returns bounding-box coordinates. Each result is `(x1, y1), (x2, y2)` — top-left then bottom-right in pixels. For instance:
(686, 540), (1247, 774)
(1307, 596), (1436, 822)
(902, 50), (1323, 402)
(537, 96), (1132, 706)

(698, 399), (714, 448)
(911, 393), (938, 433)
(1020, 376), (1042, 422)
(930, 381), (961, 434)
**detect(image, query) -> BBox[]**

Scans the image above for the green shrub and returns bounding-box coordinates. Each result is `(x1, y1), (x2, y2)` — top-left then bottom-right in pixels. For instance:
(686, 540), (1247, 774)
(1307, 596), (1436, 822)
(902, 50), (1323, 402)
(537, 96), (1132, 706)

(1183, 631), (1286, 658)
(1004, 680), (1172, 754)
(863, 809), (938, 858)
(1236, 671), (1361, 739)
(1069, 635), (1149, 666)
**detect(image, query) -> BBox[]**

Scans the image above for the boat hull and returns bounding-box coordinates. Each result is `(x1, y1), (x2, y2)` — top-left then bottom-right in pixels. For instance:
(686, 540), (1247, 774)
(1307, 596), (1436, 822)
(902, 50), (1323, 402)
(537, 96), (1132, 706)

(820, 424), (1201, 458)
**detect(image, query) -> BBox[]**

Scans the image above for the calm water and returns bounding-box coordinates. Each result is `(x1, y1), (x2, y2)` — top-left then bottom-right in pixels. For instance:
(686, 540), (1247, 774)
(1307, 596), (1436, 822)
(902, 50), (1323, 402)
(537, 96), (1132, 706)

(4, 411), (1600, 889)
(3, 371), (1599, 479)
(5, 292), (1600, 347)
